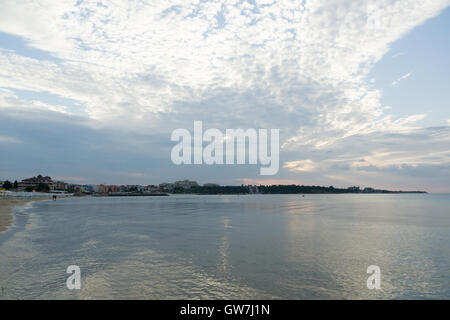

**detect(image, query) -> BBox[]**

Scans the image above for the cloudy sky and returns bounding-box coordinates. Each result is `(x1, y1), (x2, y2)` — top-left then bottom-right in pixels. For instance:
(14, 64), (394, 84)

(0, 0), (449, 192)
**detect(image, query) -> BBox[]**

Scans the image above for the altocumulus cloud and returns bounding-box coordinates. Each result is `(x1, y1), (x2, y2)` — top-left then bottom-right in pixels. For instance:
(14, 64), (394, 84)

(0, 0), (449, 191)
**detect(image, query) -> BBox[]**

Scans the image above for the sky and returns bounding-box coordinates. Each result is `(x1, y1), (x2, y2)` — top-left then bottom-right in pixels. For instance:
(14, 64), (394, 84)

(0, 0), (449, 192)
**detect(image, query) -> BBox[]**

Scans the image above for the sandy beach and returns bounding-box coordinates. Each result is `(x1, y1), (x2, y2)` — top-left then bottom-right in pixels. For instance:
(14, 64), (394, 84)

(0, 197), (49, 233)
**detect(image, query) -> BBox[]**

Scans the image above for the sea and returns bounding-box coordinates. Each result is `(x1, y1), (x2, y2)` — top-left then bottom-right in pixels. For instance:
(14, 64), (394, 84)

(0, 194), (448, 299)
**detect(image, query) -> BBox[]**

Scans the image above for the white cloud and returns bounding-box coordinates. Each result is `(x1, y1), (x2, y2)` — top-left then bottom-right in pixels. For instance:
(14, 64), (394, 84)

(0, 1), (446, 125)
(392, 71), (413, 86)
(0, 135), (22, 144)
(283, 159), (317, 172)
(392, 52), (406, 58)
(0, 87), (72, 115)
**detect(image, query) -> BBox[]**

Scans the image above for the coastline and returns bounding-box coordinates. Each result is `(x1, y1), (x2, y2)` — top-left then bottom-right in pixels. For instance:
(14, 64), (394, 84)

(0, 197), (50, 233)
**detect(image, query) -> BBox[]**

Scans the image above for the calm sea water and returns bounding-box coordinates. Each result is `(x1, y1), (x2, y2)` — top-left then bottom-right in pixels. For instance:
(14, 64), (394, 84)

(0, 194), (448, 299)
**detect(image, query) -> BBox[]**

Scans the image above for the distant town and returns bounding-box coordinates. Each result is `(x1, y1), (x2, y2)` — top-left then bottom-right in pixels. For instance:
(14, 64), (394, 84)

(0, 174), (427, 195)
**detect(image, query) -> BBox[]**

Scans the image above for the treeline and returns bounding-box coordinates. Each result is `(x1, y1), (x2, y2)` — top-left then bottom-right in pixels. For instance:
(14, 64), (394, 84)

(1, 180), (18, 190)
(181, 186), (249, 194)
(259, 185), (347, 194)
(187, 185), (349, 195)
(1, 180), (50, 192)
(180, 185), (426, 195)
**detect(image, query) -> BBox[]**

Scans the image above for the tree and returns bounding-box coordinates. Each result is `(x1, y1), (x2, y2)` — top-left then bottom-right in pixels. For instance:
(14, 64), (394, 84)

(25, 186), (34, 192)
(13, 180), (18, 189)
(2, 180), (12, 190)
(36, 183), (50, 192)
(173, 186), (184, 193)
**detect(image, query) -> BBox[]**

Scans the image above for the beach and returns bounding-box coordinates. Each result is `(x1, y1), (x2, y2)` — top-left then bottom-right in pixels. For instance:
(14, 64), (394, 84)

(0, 199), (27, 232)
(0, 197), (52, 233)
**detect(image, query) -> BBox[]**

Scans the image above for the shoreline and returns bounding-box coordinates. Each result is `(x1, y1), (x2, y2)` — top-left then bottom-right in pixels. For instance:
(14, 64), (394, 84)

(0, 197), (52, 233)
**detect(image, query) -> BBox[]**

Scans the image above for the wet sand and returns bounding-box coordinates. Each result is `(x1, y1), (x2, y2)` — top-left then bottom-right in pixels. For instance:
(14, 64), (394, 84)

(0, 198), (48, 233)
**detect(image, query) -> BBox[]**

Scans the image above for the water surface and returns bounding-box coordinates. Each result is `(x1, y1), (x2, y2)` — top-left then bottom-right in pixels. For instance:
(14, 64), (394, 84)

(0, 194), (448, 299)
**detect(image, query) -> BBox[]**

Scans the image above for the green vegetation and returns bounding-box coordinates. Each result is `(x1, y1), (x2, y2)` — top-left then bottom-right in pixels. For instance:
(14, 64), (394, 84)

(2, 180), (13, 190)
(180, 184), (426, 195)
(36, 183), (50, 192)
(188, 186), (249, 194)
